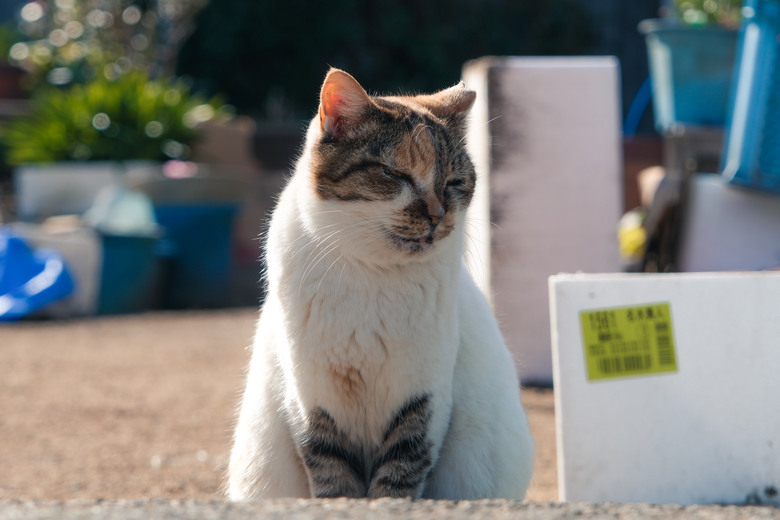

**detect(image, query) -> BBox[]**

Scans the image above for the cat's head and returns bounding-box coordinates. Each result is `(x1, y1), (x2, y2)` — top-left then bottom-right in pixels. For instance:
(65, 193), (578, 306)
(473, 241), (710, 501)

(302, 68), (476, 264)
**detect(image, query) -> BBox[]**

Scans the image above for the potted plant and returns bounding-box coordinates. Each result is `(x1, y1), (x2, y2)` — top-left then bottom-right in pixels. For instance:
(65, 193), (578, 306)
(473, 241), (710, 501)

(1, 70), (224, 220)
(639, 0), (742, 132)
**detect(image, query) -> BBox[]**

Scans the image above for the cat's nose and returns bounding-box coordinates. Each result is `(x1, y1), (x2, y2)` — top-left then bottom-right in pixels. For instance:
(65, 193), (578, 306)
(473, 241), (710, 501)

(427, 199), (445, 225)
(417, 188), (445, 226)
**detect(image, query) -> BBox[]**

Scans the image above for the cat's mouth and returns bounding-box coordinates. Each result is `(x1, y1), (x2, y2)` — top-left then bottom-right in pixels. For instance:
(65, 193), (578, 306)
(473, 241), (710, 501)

(387, 231), (435, 254)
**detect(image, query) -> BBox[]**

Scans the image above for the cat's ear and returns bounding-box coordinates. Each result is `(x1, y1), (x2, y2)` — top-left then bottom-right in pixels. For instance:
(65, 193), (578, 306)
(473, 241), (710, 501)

(319, 68), (372, 140)
(416, 82), (476, 121)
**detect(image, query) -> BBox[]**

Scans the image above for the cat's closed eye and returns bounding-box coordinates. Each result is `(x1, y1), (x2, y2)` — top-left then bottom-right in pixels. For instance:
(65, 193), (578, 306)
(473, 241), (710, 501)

(382, 167), (413, 185)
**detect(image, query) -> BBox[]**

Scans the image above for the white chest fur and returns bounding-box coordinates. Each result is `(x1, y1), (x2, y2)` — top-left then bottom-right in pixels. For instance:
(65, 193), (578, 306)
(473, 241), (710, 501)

(262, 175), (462, 445)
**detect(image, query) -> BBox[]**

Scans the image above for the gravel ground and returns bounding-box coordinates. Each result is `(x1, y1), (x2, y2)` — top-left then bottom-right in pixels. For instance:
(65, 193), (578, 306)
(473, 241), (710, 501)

(2, 499), (780, 520)
(0, 310), (553, 498)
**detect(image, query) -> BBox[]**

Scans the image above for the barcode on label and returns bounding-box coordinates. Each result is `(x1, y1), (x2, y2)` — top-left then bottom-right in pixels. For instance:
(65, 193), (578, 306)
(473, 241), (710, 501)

(598, 354), (653, 374)
(580, 303), (678, 381)
(655, 322), (675, 366)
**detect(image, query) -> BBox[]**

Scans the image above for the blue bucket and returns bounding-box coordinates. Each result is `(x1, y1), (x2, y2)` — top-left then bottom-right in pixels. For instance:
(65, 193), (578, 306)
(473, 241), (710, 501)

(97, 233), (161, 314)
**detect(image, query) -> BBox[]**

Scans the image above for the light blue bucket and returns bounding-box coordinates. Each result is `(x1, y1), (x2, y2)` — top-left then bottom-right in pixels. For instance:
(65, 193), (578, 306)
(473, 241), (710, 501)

(640, 18), (738, 132)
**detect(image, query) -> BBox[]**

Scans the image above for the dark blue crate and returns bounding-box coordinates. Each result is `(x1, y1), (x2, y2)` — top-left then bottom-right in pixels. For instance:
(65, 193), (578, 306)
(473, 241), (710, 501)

(154, 204), (238, 309)
(722, 0), (780, 194)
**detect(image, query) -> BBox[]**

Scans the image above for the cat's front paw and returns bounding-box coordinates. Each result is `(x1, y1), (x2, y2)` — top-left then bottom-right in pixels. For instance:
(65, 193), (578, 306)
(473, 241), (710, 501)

(367, 394), (434, 498)
(300, 408), (368, 498)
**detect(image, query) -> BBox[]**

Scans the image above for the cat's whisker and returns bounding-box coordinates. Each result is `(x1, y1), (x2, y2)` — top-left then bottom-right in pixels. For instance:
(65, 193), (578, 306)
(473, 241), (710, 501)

(297, 223), (373, 292)
(486, 114), (504, 126)
(297, 244), (341, 296)
(461, 231), (488, 285)
(314, 250), (346, 295)
(456, 114), (503, 149)
(298, 238), (344, 296)
(464, 215), (503, 233)
(288, 223), (353, 262)
(336, 262), (348, 294)
(412, 122), (432, 141)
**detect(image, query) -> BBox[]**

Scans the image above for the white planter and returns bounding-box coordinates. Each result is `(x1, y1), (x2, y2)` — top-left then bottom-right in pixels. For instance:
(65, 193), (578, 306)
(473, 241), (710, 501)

(14, 161), (161, 222)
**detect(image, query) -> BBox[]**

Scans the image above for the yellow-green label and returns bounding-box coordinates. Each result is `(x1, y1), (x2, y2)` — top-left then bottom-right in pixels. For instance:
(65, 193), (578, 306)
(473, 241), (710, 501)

(580, 303), (677, 381)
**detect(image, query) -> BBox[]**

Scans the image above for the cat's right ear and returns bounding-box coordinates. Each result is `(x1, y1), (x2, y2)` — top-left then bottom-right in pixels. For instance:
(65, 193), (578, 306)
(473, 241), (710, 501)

(319, 69), (372, 140)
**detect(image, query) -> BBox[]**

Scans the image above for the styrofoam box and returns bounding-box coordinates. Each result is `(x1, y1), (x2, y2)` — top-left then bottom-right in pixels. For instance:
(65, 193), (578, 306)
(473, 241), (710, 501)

(550, 272), (780, 506)
(462, 57), (622, 385)
(678, 175), (780, 272)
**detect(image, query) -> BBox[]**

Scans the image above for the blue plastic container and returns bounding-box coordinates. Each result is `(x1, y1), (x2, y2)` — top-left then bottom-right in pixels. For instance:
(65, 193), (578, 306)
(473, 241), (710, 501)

(640, 19), (738, 131)
(721, 0), (780, 194)
(0, 231), (75, 320)
(154, 204), (238, 309)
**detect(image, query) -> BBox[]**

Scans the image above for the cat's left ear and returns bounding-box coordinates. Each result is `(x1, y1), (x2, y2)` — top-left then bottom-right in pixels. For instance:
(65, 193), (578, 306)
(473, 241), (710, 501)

(319, 68), (373, 140)
(416, 82), (476, 121)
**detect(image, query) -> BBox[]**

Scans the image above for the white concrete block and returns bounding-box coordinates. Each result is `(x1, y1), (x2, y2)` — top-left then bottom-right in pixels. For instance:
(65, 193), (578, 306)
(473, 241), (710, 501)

(463, 57), (623, 384)
(550, 272), (780, 505)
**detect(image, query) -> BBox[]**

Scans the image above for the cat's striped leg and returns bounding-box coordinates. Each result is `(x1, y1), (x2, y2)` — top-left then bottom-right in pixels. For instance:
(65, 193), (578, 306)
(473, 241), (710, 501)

(368, 394), (434, 498)
(299, 408), (368, 498)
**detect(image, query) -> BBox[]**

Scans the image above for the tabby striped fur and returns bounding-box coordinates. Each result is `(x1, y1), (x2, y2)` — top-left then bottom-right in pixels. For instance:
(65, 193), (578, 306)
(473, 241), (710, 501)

(299, 394), (433, 498)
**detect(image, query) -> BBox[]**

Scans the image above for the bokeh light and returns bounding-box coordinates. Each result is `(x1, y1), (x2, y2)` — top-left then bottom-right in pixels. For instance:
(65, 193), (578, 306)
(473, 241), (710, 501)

(64, 21), (84, 39)
(9, 43), (30, 61)
(122, 6), (142, 25)
(144, 121), (164, 138)
(91, 113), (111, 131)
(54, 0), (76, 9)
(46, 67), (74, 85)
(86, 9), (112, 28)
(21, 2), (45, 23)
(162, 139), (188, 159)
(130, 34), (149, 51)
(183, 104), (215, 128)
(48, 29), (69, 47)
(163, 89), (182, 106)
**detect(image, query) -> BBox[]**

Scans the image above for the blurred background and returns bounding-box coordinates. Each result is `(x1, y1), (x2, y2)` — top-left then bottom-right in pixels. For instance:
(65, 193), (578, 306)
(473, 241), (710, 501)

(2, 0), (775, 321)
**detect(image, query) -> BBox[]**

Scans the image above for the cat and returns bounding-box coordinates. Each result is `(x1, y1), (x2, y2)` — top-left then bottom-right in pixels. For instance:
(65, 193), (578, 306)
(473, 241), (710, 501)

(227, 68), (534, 500)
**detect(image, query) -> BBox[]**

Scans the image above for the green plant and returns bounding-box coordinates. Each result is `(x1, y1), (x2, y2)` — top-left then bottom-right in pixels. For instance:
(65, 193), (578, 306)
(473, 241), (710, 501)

(1, 71), (226, 165)
(674, 0), (742, 28)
